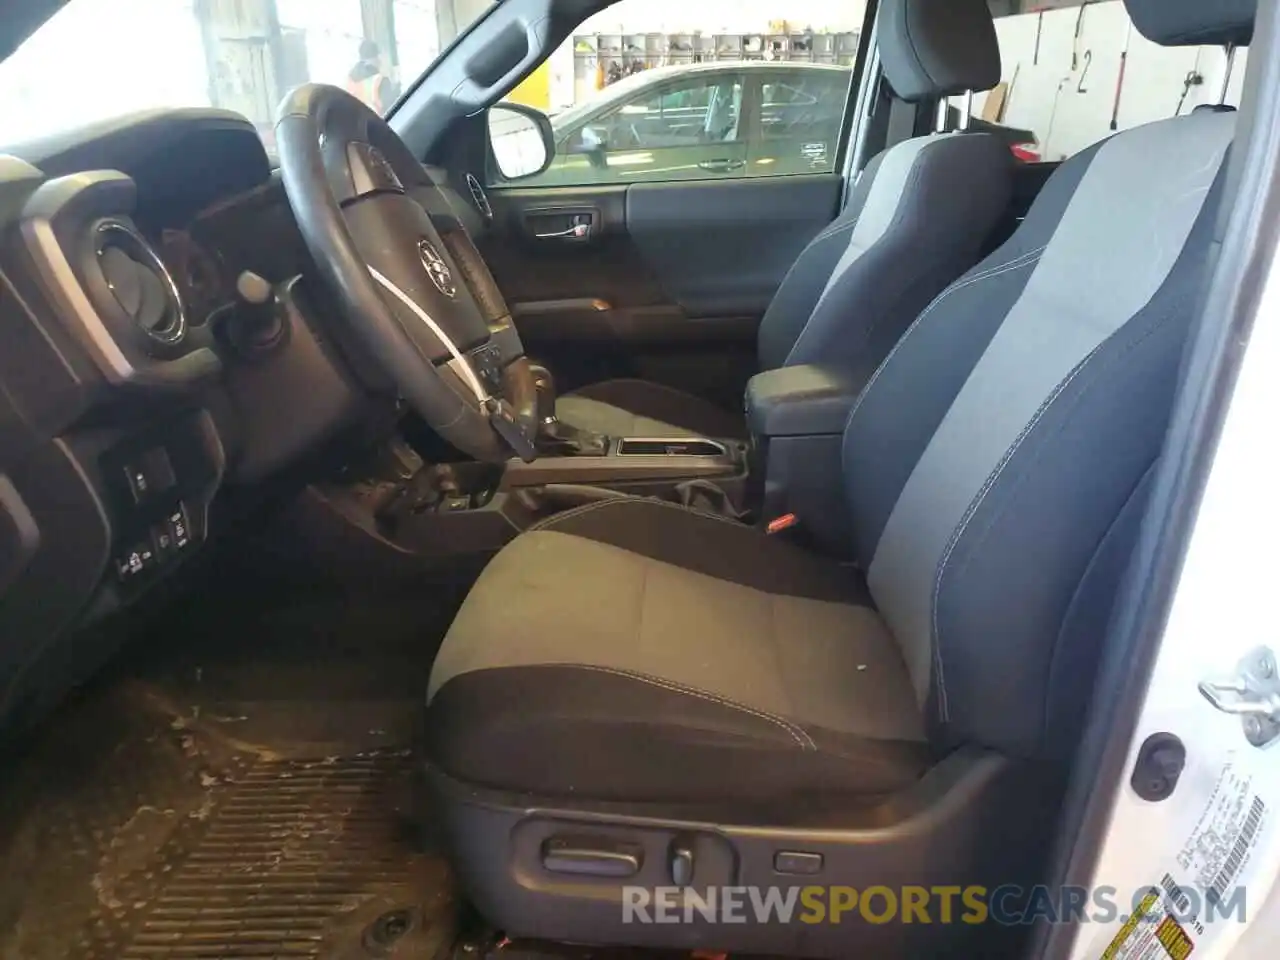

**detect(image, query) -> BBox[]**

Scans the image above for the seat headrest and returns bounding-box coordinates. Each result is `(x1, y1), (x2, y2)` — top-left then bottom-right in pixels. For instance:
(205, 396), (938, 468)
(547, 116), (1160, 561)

(878, 0), (1001, 102)
(1125, 0), (1255, 47)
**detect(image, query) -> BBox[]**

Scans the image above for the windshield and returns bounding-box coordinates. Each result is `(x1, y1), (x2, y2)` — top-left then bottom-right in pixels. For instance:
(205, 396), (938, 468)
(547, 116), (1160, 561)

(0, 0), (496, 149)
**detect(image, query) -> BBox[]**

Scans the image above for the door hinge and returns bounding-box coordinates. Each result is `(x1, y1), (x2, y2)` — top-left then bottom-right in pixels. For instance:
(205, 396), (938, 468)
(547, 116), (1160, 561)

(1199, 646), (1280, 748)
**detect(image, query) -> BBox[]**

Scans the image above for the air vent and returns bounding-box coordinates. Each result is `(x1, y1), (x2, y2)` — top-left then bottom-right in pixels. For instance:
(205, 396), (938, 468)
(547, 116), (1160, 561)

(466, 173), (494, 221)
(95, 220), (186, 345)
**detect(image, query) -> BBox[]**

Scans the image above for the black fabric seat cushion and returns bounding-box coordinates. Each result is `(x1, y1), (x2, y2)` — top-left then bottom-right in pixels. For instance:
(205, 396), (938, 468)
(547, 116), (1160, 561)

(425, 499), (930, 805)
(557, 379), (748, 439)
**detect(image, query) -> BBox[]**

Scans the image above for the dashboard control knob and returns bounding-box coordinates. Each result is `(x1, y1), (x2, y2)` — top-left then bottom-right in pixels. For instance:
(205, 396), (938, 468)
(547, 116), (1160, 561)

(236, 270), (273, 305)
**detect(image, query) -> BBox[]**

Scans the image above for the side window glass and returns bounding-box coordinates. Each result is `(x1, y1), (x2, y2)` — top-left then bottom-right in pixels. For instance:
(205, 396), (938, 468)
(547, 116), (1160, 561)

(600, 77), (742, 149)
(750, 69), (850, 175)
(490, 0), (863, 188)
(515, 74), (746, 186)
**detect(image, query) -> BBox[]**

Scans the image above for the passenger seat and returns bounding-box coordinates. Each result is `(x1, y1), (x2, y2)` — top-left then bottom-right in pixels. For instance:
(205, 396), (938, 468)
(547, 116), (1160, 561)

(556, 0), (1016, 439)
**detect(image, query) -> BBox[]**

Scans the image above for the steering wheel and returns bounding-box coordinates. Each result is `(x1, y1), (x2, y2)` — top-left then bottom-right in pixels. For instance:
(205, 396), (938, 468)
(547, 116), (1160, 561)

(274, 84), (538, 462)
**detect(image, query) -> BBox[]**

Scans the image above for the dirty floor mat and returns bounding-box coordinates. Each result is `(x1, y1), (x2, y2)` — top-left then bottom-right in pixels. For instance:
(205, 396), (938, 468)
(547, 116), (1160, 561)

(0, 583), (457, 960)
(0, 682), (451, 960)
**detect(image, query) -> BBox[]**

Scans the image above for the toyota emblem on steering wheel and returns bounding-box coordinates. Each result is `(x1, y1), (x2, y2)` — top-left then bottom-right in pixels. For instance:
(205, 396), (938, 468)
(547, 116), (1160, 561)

(418, 239), (457, 299)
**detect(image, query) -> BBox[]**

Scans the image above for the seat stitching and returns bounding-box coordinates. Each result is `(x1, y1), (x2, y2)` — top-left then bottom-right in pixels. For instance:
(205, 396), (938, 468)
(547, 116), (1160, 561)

(570, 377), (692, 402)
(843, 246), (1048, 433)
(812, 218), (859, 243)
(562, 387), (736, 438)
(784, 154), (932, 367)
(560, 663), (816, 750)
(931, 314), (1172, 723)
(631, 497), (753, 527)
(569, 377), (726, 415)
(530, 496), (748, 534)
(928, 342), (1105, 721)
(636, 559), (650, 664)
(528, 497), (631, 532)
(778, 148), (942, 366)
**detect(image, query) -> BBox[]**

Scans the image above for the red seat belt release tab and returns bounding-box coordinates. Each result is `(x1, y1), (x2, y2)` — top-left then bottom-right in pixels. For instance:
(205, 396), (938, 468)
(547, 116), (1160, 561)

(767, 513), (799, 535)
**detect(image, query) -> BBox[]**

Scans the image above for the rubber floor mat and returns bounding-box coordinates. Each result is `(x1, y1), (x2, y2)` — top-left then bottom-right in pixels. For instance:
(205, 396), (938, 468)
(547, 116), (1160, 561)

(0, 685), (453, 960)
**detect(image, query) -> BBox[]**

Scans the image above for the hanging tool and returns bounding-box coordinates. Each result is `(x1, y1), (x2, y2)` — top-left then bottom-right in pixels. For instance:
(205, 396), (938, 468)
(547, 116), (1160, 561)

(1033, 11), (1044, 66)
(1109, 20), (1133, 130)
(1044, 75), (1071, 161)
(1175, 50), (1205, 116)
(1076, 50), (1093, 93)
(1175, 70), (1205, 115)
(1071, 2), (1091, 71)
(1001, 63), (1020, 123)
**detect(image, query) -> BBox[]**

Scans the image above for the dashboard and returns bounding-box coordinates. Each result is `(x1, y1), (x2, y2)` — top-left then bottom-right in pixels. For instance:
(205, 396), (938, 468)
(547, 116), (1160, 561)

(0, 108), (408, 733)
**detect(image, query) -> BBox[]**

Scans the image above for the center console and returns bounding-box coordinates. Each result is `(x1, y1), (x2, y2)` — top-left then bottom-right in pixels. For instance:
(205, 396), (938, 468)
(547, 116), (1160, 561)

(294, 367), (871, 583)
(299, 399), (749, 577)
(502, 434), (745, 490)
(744, 363), (863, 556)
(495, 364), (748, 498)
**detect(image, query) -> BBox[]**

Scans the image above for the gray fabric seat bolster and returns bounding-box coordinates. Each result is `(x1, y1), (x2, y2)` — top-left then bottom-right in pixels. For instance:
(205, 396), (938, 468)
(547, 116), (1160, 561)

(845, 111), (1236, 758)
(768, 131), (1013, 379)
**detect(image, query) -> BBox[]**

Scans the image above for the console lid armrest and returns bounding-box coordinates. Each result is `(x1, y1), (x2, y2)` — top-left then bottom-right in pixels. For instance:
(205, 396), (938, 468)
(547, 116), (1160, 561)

(746, 365), (860, 438)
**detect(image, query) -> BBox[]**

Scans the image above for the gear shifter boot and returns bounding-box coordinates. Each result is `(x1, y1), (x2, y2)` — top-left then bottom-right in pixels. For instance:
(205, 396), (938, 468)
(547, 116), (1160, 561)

(536, 419), (610, 457)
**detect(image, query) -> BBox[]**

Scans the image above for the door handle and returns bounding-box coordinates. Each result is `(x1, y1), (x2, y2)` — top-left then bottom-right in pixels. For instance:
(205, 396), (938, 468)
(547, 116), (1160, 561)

(697, 158), (746, 173)
(536, 223), (592, 240)
(528, 211), (594, 242)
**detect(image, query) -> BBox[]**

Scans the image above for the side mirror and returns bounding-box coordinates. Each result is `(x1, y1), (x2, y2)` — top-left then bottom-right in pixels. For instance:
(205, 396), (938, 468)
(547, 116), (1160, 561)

(488, 102), (555, 181)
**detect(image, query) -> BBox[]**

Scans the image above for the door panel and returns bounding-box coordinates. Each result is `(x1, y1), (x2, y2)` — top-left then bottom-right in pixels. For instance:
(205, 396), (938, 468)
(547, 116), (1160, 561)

(625, 175), (843, 316)
(479, 173), (842, 404)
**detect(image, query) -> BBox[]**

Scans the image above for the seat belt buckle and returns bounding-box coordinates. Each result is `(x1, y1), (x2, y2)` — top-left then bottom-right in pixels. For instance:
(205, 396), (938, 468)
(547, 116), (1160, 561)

(766, 512), (800, 535)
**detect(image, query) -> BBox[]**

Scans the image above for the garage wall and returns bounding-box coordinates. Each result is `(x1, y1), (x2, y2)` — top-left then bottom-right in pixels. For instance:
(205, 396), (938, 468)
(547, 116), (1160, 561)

(577, 0), (868, 34)
(965, 1), (1247, 160)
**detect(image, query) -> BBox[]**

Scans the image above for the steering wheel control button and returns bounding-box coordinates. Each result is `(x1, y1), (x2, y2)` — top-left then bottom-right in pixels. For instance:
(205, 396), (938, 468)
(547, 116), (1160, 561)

(347, 141), (405, 196)
(471, 344), (505, 394)
(773, 851), (824, 876)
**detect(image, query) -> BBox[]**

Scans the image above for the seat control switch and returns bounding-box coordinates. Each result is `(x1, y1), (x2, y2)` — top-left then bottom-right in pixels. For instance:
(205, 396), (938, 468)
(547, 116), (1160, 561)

(541, 837), (641, 878)
(670, 842), (695, 887)
(774, 851), (824, 875)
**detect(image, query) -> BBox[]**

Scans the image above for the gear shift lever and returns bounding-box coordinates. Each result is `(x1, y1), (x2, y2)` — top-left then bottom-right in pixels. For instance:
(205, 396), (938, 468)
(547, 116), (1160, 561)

(528, 363), (609, 457)
(531, 364), (558, 427)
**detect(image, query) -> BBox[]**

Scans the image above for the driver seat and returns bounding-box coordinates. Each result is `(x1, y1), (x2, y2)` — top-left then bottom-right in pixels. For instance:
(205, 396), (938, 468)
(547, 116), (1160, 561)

(425, 0), (1251, 955)
(556, 0), (1014, 439)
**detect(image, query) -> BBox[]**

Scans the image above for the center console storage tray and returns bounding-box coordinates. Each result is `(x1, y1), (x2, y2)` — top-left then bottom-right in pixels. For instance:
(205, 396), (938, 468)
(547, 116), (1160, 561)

(616, 438), (726, 457)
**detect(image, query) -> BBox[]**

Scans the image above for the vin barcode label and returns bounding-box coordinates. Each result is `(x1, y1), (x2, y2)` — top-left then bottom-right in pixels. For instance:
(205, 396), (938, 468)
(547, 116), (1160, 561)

(1160, 872), (1191, 915)
(1208, 795), (1266, 906)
